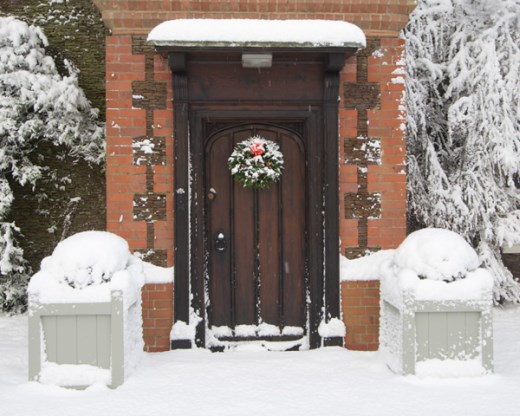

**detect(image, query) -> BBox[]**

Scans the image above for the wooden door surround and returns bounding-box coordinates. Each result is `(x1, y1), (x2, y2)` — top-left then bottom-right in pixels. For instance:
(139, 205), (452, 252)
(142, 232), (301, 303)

(160, 47), (356, 349)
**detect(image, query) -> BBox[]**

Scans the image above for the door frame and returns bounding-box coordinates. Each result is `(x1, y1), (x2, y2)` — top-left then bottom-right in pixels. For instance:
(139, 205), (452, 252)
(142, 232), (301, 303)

(166, 49), (351, 349)
(198, 113), (314, 345)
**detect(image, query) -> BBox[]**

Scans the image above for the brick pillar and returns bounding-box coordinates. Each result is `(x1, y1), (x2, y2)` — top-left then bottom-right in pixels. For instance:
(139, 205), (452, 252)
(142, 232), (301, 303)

(142, 283), (174, 352)
(341, 281), (380, 350)
(106, 34), (175, 351)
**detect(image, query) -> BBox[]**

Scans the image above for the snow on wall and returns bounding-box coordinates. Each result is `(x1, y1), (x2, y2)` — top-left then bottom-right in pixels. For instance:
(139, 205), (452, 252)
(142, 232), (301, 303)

(340, 250), (395, 281)
(142, 261), (174, 284)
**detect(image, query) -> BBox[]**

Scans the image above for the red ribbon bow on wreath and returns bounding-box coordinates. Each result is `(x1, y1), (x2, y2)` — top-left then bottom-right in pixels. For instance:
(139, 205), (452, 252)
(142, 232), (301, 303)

(249, 140), (265, 157)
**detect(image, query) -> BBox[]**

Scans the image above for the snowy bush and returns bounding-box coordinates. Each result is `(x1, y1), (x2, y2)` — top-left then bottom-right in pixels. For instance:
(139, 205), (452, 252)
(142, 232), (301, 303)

(37, 231), (134, 290)
(393, 228), (479, 282)
(0, 223), (29, 313)
(404, 0), (520, 302)
(29, 231), (144, 305)
(0, 17), (104, 313)
(381, 228), (494, 303)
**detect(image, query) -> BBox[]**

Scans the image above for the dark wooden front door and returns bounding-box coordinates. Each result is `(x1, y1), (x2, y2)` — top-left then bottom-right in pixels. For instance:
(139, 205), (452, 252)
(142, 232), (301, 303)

(205, 124), (306, 338)
(168, 48), (350, 349)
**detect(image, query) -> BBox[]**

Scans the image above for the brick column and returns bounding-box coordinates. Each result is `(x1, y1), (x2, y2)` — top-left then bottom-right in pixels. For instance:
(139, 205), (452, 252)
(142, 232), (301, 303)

(341, 281), (380, 350)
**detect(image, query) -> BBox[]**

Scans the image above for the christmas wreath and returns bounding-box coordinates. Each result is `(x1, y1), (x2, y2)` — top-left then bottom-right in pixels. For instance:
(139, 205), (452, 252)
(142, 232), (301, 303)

(228, 136), (284, 189)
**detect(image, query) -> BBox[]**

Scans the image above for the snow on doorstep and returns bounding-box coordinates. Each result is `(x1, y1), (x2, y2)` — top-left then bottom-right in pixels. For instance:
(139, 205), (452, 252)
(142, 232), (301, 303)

(38, 362), (111, 387)
(340, 250), (395, 281)
(318, 318), (346, 338)
(235, 325), (258, 337)
(147, 19), (366, 48)
(281, 326), (304, 336)
(205, 324), (308, 350)
(170, 320), (195, 341)
(211, 326), (233, 338)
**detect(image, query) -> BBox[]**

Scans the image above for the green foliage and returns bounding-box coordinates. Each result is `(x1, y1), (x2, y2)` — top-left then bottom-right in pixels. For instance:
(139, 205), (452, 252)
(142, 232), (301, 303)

(228, 137), (284, 190)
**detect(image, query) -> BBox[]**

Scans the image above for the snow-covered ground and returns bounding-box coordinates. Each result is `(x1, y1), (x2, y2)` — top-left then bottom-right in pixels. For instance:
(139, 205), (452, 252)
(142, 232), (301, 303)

(1, 306), (519, 416)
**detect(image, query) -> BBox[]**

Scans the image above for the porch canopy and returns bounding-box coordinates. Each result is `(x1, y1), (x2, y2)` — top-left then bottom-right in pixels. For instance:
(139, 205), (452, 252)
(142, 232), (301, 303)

(147, 19), (366, 49)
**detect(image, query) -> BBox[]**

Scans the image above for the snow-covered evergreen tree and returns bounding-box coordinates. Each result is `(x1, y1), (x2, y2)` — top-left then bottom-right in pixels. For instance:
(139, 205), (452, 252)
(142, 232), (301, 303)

(0, 17), (104, 313)
(404, 0), (520, 302)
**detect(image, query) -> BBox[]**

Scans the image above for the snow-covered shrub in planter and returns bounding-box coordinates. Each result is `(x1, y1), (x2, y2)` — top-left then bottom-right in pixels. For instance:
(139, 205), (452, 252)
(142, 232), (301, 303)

(380, 228), (494, 376)
(28, 231), (144, 388)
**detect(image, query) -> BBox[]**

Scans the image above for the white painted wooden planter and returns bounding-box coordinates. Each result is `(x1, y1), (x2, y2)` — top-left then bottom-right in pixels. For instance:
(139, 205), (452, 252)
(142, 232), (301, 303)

(28, 290), (136, 389)
(381, 289), (493, 375)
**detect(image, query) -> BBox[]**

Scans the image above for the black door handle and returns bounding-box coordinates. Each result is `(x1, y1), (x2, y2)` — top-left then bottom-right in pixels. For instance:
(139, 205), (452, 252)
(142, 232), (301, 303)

(215, 233), (226, 252)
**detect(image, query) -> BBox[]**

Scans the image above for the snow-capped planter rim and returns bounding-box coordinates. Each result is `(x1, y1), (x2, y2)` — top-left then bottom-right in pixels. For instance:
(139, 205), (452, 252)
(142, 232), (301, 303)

(147, 19), (366, 49)
(381, 268), (494, 307)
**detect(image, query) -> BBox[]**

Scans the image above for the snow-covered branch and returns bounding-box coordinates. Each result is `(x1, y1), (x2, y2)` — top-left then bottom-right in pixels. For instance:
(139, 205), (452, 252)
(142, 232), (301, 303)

(0, 17), (105, 313)
(404, 0), (520, 302)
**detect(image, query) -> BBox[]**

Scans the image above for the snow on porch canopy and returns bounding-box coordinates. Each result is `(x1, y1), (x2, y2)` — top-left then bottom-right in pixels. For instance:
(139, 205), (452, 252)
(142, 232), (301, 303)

(147, 19), (366, 49)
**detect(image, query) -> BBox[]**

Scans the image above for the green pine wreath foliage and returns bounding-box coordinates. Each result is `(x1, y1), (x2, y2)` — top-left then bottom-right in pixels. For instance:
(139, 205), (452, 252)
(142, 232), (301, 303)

(228, 136), (284, 190)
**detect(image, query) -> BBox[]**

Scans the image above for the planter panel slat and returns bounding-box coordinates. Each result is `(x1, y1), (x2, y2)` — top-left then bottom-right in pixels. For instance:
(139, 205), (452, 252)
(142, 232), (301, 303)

(96, 315), (111, 369)
(415, 313), (429, 360)
(77, 316), (98, 366)
(428, 312), (448, 359)
(41, 316), (58, 362)
(56, 316), (78, 364)
(446, 312), (465, 357)
(464, 312), (481, 358)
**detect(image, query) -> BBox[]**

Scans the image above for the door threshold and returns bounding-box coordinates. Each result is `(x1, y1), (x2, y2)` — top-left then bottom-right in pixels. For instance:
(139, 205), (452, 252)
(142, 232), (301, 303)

(208, 337), (307, 352)
(216, 335), (304, 342)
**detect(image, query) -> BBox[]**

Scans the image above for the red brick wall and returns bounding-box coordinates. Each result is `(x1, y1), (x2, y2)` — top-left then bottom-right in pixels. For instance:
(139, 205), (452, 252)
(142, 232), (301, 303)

(105, 35), (174, 266)
(142, 283), (174, 352)
(92, 0), (415, 37)
(340, 37), (406, 259)
(341, 281), (380, 350)
(100, 1), (412, 351)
